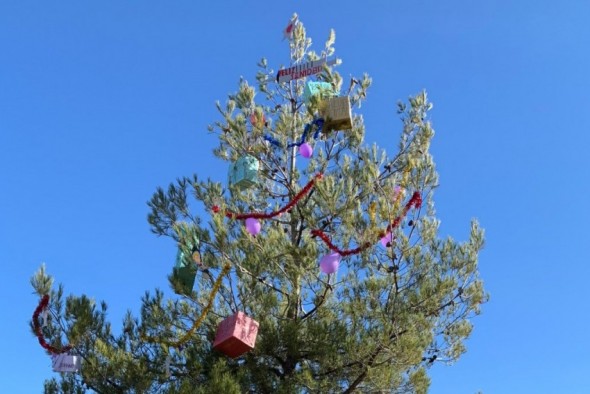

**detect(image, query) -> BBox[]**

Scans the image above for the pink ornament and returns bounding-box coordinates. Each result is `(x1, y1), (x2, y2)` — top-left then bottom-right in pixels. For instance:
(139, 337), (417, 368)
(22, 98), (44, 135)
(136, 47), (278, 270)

(380, 232), (393, 248)
(245, 218), (261, 236)
(299, 143), (313, 158)
(320, 252), (340, 274)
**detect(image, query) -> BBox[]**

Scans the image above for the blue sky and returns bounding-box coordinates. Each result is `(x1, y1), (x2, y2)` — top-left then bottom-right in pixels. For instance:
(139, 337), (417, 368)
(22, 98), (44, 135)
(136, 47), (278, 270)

(2, 1), (589, 392)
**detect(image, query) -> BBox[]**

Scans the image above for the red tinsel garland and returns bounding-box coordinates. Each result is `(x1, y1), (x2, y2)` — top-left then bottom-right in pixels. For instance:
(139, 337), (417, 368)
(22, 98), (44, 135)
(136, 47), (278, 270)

(311, 191), (422, 256)
(32, 294), (72, 354)
(213, 173), (323, 220)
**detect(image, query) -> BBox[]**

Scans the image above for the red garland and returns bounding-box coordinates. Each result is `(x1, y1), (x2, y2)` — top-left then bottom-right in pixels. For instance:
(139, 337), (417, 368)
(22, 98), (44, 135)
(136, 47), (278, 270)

(32, 295), (72, 354)
(213, 173), (323, 220)
(311, 191), (422, 256)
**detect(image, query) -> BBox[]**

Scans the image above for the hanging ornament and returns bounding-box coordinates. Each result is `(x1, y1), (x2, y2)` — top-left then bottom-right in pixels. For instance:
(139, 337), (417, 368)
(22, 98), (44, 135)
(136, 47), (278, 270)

(40, 308), (49, 328)
(165, 354), (171, 378)
(173, 248), (197, 295)
(380, 232), (393, 248)
(322, 96), (353, 131)
(228, 155), (259, 191)
(171, 223), (201, 295)
(320, 252), (340, 274)
(245, 218), (261, 236)
(282, 14), (298, 40)
(303, 81), (335, 104)
(51, 353), (81, 373)
(299, 142), (313, 158)
(213, 311), (259, 358)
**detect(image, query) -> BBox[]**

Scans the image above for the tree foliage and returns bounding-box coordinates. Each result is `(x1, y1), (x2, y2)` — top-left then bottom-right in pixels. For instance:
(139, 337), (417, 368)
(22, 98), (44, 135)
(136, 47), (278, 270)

(31, 16), (487, 394)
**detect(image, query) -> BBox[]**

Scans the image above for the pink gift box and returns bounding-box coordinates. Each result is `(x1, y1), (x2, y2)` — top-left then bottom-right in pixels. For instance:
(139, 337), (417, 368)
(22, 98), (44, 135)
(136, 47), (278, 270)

(213, 311), (259, 358)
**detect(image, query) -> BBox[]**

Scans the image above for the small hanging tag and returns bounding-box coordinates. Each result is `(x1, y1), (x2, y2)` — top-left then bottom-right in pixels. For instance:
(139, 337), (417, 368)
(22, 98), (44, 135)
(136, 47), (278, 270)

(51, 354), (81, 373)
(40, 309), (49, 328)
(165, 354), (171, 378)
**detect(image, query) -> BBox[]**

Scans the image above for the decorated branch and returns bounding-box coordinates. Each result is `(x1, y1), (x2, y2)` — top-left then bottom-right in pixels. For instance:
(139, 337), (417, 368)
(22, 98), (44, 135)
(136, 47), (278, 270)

(311, 191), (423, 257)
(32, 295), (73, 355)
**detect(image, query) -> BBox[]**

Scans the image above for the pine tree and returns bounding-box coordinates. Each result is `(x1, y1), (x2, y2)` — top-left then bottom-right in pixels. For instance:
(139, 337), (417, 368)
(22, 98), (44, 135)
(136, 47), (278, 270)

(31, 16), (487, 394)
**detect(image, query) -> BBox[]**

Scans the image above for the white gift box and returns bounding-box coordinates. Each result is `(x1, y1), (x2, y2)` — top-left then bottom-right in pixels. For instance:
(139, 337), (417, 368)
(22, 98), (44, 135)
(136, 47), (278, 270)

(51, 354), (81, 372)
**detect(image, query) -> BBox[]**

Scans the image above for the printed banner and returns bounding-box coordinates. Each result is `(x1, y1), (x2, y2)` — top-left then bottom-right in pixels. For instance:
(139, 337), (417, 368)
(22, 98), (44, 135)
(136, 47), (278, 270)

(276, 58), (339, 83)
(51, 354), (81, 373)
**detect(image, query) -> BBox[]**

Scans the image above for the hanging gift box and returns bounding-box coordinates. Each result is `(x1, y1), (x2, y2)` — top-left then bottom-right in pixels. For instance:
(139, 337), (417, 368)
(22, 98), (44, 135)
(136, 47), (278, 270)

(322, 96), (353, 131)
(51, 354), (81, 373)
(213, 311), (259, 358)
(303, 81), (335, 104)
(228, 155), (259, 191)
(172, 248), (197, 295)
(171, 226), (200, 295)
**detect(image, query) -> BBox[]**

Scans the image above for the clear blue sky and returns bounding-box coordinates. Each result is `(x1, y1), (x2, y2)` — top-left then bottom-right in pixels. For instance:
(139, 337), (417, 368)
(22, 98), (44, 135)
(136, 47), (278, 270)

(2, 1), (589, 392)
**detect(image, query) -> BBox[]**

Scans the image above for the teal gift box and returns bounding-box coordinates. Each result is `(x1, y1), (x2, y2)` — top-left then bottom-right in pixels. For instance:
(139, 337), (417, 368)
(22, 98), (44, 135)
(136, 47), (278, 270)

(303, 81), (334, 104)
(172, 248), (197, 295)
(229, 155), (259, 191)
(172, 227), (200, 295)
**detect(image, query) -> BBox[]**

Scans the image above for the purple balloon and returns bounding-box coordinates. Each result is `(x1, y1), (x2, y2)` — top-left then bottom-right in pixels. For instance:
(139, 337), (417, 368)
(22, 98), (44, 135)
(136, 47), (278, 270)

(380, 232), (393, 248)
(245, 218), (261, 236)
(319, 252), (340, 274)
(299, 143), (313, 158)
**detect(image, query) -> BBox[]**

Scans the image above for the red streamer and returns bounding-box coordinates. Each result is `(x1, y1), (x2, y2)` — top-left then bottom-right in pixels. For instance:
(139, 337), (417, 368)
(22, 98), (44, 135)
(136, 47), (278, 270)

(311, 191), (422, 256)
(213, 173), (323, 220)
(32, 295), (72, 354)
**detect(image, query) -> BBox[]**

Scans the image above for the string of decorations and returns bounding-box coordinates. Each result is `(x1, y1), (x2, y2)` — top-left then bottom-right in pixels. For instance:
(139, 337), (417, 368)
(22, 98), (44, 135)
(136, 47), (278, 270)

(32, 294), (73, 355)
(143, 263), (231, 348)
(213, 173), (323, 220)
(263, 118), (325, 148)
(311, 191), (422, 256)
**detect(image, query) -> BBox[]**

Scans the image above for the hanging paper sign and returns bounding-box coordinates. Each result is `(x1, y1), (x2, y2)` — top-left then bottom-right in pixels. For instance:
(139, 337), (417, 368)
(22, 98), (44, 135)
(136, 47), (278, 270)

(276, 58), (339, 83)
(51, 354), (81, 373)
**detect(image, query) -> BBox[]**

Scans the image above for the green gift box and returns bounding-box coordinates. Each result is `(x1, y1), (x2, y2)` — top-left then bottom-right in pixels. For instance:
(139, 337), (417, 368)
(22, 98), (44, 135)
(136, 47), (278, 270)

(172, 227), (200, 295)
(172, 248), (197, 295)
(229, 155), (259, 191)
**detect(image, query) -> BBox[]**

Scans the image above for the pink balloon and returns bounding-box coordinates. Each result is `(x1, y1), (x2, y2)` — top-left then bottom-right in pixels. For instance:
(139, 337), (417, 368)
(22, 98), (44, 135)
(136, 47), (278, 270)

(380, 232), (393, 248)
(245, 218), (261, 236)
(299, 143), (313, 158)
(319, 252), (340, 274)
